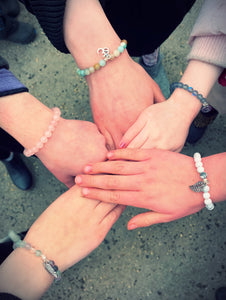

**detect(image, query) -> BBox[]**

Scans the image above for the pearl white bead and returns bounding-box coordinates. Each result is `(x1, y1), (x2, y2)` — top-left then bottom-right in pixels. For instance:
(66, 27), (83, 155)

(204, 198), (212, 205)
(197, 166), (204, 173)
(195, 161), (203, 168)
(203, 192), (210, 199)
(194, 152), (201, 160)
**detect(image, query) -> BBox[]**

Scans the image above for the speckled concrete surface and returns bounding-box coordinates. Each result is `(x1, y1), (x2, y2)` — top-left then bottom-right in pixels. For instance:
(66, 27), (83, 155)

(0, 1), (226, 299)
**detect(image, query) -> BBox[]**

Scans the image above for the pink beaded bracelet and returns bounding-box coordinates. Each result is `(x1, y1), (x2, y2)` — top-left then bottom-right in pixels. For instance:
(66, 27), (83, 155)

(23, 107), (61, 157)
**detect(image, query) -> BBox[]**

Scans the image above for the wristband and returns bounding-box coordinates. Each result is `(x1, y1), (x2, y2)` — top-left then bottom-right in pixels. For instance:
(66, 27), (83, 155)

(0, 68), (28, 97)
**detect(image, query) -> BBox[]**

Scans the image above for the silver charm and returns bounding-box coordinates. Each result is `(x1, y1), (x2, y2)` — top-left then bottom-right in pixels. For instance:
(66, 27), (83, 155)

(97, 47), (111, 61)
(189, 181), (206, 192)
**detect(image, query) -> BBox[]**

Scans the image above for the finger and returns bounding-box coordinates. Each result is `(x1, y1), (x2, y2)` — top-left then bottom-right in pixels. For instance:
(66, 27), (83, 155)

(126, 126), (149, 149)
(75, 174), (141, 191)
(107, 148), (151, 162)
(83, 160), (145, 175)
(81, 187), (146, 208)
(127, 211), (173, 229)
(101, 204), (126, 228)
(152, 81), (166, 103)
(119, 116), (146, 149)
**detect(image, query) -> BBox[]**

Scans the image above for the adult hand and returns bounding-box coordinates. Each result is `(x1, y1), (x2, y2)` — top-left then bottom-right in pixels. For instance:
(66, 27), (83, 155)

(119, 98), (193, 152)
(87, 56), (165, 150)
(25, 185), (125, 272)
(37, 118), (107, 188)
(75, 148), (205, 229)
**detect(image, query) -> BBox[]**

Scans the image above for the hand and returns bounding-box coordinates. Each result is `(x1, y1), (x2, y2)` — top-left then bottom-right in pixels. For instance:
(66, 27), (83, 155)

(25, 185), (125, 272)
(37, 118), (107, 187)
(119, 98), (192, 152)
(87, 55), (165, 149)
(75, 148), (205, 229)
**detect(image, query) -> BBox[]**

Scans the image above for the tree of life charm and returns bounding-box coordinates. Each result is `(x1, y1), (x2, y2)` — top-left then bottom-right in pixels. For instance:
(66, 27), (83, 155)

(97, 47), (112, 61)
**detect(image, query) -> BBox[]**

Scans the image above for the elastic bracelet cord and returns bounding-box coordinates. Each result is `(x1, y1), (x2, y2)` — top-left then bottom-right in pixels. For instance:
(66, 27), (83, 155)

(8, 230), (61, 282)
(23, 107), (61, 157)
(170, 82), (211, 112)
(77, 40), (127, 77)
(189, 152), (214, 211)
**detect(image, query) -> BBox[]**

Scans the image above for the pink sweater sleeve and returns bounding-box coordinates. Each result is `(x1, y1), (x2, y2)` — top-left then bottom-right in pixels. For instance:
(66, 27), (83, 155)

(187, 0), (226, 68)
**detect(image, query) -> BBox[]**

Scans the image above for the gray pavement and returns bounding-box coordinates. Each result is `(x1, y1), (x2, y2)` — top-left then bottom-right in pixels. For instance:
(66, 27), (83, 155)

(0, 1), (226, 299)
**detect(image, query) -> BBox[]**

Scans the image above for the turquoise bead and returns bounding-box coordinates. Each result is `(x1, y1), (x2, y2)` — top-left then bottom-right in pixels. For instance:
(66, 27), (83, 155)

(80, 70), (85, 77)
(118, 45), (124, 53)
(99, 59), (106, 67)
(200, 172), (207, 179)
(35, 250), (42, 257)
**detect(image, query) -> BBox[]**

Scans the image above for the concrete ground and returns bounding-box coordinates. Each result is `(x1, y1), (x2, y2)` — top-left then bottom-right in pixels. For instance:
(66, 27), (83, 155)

(0, 1), (226, 299)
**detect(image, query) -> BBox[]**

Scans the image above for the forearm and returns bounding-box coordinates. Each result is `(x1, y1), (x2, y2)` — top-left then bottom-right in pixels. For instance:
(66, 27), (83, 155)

(0, 92), (54, 149)
(0, 249), (53, 300)
(170, 59), (223, 122)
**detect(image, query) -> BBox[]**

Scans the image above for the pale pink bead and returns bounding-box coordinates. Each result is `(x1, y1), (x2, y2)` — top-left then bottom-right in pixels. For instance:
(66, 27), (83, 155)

(48, 124), (55, 131)
(41, 136), (48, 143)
(37, 141), (44, 149)
(45, 130), (52, 138)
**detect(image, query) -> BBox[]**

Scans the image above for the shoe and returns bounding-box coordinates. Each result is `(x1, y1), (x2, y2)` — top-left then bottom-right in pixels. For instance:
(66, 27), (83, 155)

(1, 152), (32, 190)
(139, 54), (170, 99)
(216, 287), (226, 300)
(0, 12), (36, 44)
(186, 106), (218, 144)
(0, 230), (28, 264)
(0, 55), (9, 69)
(1, 0), (20, 17)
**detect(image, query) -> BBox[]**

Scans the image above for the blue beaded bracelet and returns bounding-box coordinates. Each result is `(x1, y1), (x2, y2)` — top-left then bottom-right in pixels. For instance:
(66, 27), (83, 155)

(8, 230), (62, 282)
(77, 40), (127, 77)
(170, 82), (211, 112)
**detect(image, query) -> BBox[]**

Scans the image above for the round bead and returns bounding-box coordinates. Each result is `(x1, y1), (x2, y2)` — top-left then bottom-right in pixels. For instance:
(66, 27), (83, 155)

(45, 130), (52, 138)
(192, 90), (198, 96)
(195, 161), (203, 168)
(121, 39), (127, 46)
(94, 63), (100, 70)
(197, 94), (203, 100)
(99, 59), (106, 67)
(41, 136), (48, 143)
(113, 49), (120, 57)
(35, 250), (42, 257)
(84, 69), (89, 76)
(80, 70), (85, 77)
(25, 242), (32, 250)
(194, 152), (201, 160)
(203, 185), (210, 192)
(118, 45), (124, 53)
(188, 87), (193, 92)
(121, 42), (127, 48)
(204, 198), (212, 205)
(183, 84), (189, 90)
(206, 202), (214, 210)
(197, 166), (204, 173)
(203, 192), (210, 199)
(200, 172), (207, 179)
(89, 66), (95, 73)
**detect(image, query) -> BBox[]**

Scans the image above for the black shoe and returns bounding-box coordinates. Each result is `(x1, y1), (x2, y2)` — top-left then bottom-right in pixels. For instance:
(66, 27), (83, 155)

(0, 55), (9, 69)
(216, 287), (226, 300)
(1, 0), (20, 17)
(186, 106), (218, 144)
(1, 152), (32, 190)
(0, 230), (28, 264)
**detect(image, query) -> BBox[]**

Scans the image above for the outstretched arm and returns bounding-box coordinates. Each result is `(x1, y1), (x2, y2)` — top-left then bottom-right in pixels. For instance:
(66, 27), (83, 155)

(0, 185), (125, 299)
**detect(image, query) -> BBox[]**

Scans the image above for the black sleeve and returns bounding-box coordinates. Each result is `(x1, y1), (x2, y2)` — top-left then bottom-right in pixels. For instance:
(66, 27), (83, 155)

(0, 293), (22, 300)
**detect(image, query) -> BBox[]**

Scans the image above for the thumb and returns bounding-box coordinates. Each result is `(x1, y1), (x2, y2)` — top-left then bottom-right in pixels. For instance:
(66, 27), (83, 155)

(127, 211), (173, 229)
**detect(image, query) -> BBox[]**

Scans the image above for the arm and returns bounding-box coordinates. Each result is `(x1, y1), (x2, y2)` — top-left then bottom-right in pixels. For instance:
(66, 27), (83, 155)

(75, 149), (226, 229)
(0, 185), (125, 299)
(0, 92), (107, 187)
(63, 0), (164, 149)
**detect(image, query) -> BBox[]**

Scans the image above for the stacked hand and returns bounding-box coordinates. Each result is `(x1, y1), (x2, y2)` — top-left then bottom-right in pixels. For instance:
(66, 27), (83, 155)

(75, 149), (205, 229)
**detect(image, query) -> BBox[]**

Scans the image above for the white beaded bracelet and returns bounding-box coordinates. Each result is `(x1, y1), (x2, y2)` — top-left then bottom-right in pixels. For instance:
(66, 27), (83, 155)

(189, 152), (214, 210)
(23, 107), (61, 157)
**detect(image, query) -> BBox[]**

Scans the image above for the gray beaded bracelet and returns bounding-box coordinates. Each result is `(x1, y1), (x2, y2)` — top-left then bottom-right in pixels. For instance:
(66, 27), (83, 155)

(189, 152), (214, 211)
(8, 230), (62, 282)
(170, 82), (212, 112)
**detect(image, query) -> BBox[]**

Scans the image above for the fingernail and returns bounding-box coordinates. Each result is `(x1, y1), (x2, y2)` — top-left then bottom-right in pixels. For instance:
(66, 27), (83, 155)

(84, 165), (92, 173)
(128, 223), (137, 230)
(82, 188), (89, 196)
(107, 151), (114, 159)
(119, 142), (126, 148)
(75, 176), (82, 185)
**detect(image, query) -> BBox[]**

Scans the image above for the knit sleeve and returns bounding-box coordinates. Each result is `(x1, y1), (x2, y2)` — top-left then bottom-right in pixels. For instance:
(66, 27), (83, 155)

(19, 0), (69, 53)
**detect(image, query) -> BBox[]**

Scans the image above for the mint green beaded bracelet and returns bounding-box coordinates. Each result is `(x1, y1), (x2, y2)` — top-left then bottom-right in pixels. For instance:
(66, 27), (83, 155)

(8, 230), (62, 282)
(77, 40), (127, 77)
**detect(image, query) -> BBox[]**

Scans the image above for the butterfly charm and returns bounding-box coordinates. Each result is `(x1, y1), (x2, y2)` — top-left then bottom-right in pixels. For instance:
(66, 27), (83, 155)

(189, 181), (206, 193)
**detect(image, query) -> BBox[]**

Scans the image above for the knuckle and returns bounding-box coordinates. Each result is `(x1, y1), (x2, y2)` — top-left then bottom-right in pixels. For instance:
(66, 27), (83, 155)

(109, 191), (120, 203)
(114, 162), (125, 173)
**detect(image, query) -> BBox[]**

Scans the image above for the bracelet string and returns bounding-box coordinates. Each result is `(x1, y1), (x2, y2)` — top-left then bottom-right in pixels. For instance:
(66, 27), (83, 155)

(8, 230), (62, 282)
(189, 152), (214, 211)
(77, 40), (127, 77)
(23, 107), (61, 157)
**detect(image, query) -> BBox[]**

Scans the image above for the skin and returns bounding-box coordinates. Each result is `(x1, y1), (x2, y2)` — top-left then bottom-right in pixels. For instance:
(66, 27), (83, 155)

(75, 149), (226, 229)
(0, 186), (125, 299)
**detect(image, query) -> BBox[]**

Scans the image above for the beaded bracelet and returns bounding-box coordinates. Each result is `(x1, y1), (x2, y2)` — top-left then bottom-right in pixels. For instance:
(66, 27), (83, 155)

(189, 152), (214, 211)
(170, 82), (212, 113)
(23, 107), (61, 157)
(77, 40), (127, 77)
(8, 230), (61, 282)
